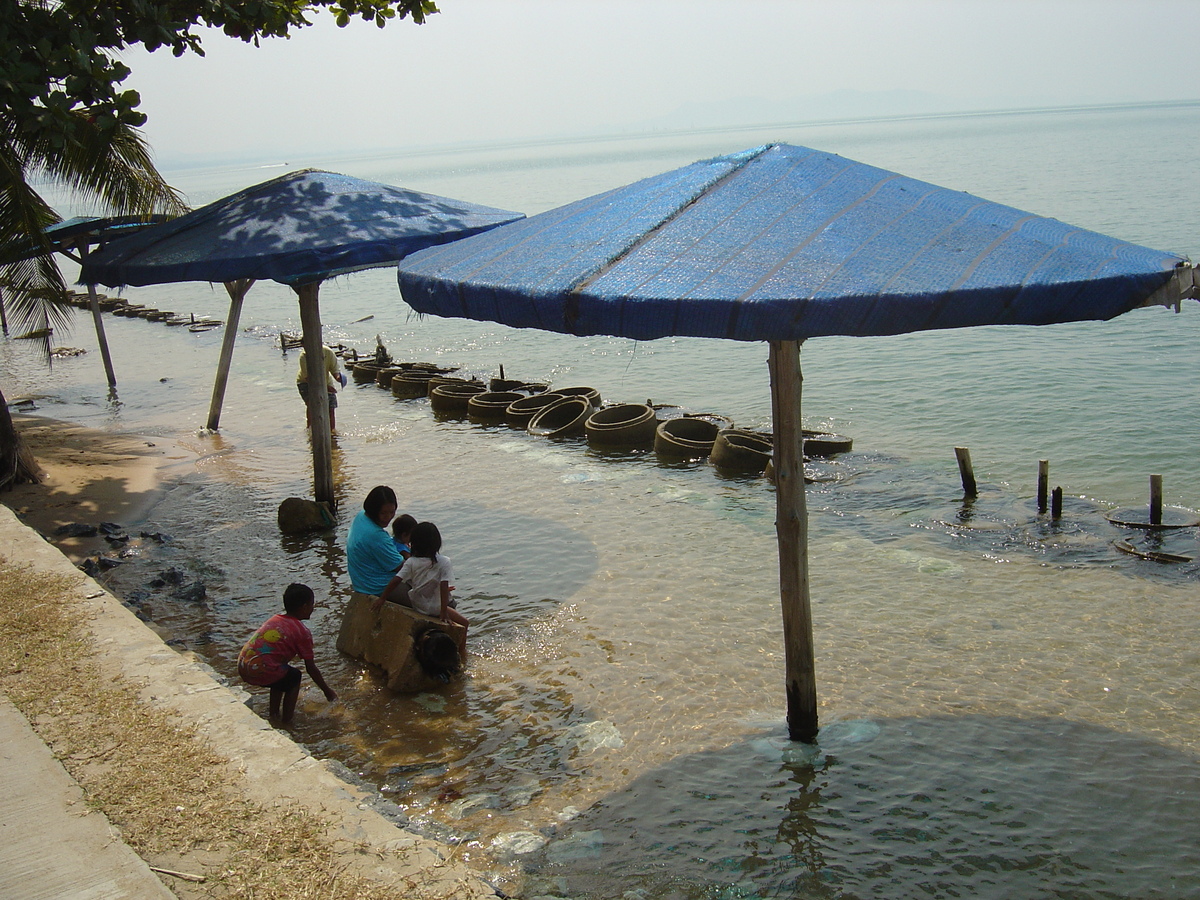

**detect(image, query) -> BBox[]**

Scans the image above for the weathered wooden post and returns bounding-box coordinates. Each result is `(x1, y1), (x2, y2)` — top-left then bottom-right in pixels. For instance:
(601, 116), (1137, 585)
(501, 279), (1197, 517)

(296, 281), (335, 507)
(1150, 474), (1163, 526)
(205, 278), (254, 432)
(0, 285), (9, 335)
(1037, 459), (1049, 512)
(955, 447), (977, 497)
(769, 340), (817, 743)
(1051, 486), (1064, 519)
(72, 242), (117, 387)
(84, 284), (117, 388)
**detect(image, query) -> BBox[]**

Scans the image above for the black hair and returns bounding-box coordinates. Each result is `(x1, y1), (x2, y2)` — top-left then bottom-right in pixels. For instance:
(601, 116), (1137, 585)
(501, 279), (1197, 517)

(409, 521), (442, 562)
(283, 582), (314, 615)
(413, 625), (460, 678)
(363, 485), (397, 521)
(391, 513), (417, 539)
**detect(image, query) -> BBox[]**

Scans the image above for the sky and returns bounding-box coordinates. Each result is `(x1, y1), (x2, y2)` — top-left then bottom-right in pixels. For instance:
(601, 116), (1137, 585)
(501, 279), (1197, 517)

(124, 0), (1200, 166)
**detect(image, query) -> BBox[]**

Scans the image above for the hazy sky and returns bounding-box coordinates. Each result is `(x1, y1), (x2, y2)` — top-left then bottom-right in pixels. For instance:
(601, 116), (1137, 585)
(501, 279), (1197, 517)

(125, 0), (1200, 165)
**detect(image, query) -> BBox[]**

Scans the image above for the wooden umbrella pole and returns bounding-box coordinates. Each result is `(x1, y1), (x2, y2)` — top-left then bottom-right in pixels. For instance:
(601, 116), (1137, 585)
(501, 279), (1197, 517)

(75, 244), (117, 387)
(86, 283), (117, 388)
(205, 279), (253, 431)
(297, 282), (335, 507)
(769, 340), (818, 742)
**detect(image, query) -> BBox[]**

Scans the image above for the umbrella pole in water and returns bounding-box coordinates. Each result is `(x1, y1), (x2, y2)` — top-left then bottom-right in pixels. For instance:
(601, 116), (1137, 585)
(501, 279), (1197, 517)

(84, 282), (116, 388)
(206, 278), (254, 431)
(769, 340), (818, 742)
(296, 281), (335, 507)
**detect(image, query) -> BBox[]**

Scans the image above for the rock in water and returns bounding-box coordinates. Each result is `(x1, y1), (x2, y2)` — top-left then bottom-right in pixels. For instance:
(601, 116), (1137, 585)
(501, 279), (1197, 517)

(277, 497), (335, 534)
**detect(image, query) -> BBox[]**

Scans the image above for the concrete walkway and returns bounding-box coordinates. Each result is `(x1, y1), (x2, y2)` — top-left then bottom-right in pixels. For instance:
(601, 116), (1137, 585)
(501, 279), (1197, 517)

(0, 692), (176, 899)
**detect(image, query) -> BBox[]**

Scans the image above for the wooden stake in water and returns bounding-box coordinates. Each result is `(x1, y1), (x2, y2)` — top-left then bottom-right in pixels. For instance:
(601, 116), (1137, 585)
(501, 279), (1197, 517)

(1150, 474), (1163, 526)
(1051, 486), (1063, 519)
(955, 447), (977, 497)
(1037, 459), (1049, 512)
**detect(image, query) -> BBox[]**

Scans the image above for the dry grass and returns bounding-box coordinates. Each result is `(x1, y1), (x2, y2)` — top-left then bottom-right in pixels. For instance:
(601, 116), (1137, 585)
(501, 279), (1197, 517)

(0, 559), (479, 899)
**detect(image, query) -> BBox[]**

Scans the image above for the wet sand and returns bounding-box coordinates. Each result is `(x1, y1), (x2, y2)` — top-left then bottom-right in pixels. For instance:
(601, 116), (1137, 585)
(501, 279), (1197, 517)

(2, 413), (193, 561)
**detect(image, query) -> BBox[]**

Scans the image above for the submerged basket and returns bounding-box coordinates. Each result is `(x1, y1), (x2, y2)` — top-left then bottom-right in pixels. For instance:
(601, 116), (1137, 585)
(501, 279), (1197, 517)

(710, 429), (773, 473)
(654, 416), (722, 458)
(527, 396), (592, 438)
(505, 392), (564, 428)
(468, 391), (526, 422)
(585, 404), (658, 448)
(429, 381), (487, 413)
(551, 386), (601, 408)
(391, 370), (437, 399)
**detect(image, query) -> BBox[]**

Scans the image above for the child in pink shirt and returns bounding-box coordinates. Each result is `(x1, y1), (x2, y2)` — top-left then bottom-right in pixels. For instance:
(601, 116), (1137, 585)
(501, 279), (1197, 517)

(238, 583), (337, 723)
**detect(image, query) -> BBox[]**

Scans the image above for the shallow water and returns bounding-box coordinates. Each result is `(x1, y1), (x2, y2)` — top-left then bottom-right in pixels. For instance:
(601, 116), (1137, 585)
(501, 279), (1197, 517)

(7, 104), (1200, 897)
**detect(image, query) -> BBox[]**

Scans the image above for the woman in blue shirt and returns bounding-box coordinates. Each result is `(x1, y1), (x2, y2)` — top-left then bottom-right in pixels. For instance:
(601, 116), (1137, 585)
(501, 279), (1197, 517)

(346, 485), (404, 597)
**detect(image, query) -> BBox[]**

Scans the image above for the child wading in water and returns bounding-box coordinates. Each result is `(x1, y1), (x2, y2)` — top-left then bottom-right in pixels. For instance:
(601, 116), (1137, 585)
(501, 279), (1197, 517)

(392, 521), (468, 658)
(238, 583), (337, 723)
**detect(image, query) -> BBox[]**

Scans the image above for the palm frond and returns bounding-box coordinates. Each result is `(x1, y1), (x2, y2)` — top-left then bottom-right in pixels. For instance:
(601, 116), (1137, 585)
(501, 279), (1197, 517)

(15, 110), (186, 218)
(0, 255), (73, 337)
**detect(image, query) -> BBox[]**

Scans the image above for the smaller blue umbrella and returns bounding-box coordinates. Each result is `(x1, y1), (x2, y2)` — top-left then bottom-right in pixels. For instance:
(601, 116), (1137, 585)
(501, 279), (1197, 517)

(398, 143), (1196, 740)
(81, 169), (524, 504)
(82, 169), (524, 288)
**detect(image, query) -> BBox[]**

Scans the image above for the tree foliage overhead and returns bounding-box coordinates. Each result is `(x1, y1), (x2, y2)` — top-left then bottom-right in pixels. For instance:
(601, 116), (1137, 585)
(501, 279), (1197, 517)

(2, 0), (440, 139)
(0, 0), (438, 323)
(0, 0), (437, 489)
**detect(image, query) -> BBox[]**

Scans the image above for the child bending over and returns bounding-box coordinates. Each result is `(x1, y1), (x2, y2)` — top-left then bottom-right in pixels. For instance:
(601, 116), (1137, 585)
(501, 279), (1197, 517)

(238, 583), (337, 723)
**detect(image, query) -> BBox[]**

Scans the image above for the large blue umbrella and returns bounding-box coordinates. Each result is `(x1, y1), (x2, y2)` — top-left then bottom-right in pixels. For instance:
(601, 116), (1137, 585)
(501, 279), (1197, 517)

(397, 142), (1196, 740)
(82, 169), (523, 504)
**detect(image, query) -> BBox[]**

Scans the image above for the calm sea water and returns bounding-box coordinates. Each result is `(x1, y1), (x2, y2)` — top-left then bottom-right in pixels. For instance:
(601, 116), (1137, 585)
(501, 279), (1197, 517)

(7, 104), (1200, 898)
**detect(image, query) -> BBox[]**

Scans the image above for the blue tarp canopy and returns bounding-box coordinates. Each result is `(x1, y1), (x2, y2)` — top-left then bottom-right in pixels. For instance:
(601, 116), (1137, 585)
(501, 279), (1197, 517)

(0, 215), (172, 265)
(395, 141), (1196, 743)
(397, 143), (1190, 341)
(82, 169), (524, 288)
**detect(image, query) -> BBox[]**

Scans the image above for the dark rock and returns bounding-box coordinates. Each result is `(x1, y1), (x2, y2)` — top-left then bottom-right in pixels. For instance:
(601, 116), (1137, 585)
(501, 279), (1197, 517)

(277, 497), (335, 534)
(156, 567), (187, 585)
(139, 531), (172, 543)
(56, 523), (98, 537)
(96, 556), (123, 570)
(99, 522), (124, 535)
(173, 582), (206, 602)
(165, 638), (188, 649)
(79, 559), (102, 577)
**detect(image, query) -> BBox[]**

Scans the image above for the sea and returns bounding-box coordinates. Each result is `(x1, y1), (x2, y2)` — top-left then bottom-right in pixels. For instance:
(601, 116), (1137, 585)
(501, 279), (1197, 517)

(5, 102), (1200, 899)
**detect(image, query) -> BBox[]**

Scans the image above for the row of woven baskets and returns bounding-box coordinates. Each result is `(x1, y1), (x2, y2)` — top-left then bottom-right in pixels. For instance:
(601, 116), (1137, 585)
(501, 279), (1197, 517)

(63, 291), (223, 331)
(346, 356), (852, 474)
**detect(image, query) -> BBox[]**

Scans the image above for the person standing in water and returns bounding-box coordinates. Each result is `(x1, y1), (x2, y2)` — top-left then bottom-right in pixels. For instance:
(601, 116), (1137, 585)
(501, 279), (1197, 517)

(297, 344), (346, 430)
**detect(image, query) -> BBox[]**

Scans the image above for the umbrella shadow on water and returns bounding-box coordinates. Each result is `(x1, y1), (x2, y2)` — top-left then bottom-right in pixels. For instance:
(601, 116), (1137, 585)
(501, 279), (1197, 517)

(516, 714), (1200, 900)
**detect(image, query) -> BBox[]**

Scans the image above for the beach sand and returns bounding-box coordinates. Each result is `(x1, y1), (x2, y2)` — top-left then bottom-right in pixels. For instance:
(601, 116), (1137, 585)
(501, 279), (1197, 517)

(2, 413), (194, 561)
(0, 414), (492, 899)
